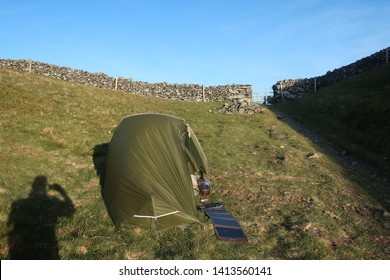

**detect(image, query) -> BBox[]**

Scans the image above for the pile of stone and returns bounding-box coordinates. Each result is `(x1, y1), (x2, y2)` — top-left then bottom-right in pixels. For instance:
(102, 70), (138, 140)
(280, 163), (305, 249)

(219, 99), (262, 115)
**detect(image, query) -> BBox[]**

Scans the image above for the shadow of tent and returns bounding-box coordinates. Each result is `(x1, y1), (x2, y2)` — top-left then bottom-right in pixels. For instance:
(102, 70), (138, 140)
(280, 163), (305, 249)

(92, 142), (109, 191)
(93, 142), (122, 231)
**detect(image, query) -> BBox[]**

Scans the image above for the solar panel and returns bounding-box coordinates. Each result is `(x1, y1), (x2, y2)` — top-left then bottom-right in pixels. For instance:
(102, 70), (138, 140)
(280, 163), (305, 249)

(203, 207), (247, 242)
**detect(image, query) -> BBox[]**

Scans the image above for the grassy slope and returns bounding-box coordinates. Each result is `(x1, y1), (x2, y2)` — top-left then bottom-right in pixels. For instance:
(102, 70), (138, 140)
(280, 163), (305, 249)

(275, 64), (390, 174)
(0, 69), (389, 260)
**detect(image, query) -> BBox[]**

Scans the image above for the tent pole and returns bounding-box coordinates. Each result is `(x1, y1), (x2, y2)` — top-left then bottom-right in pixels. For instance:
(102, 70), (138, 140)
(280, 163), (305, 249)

(155, 218), (161, 242)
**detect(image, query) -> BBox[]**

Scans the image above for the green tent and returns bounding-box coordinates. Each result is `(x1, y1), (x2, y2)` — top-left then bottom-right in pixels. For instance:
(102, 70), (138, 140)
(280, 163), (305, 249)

(103, 113), (209, 230)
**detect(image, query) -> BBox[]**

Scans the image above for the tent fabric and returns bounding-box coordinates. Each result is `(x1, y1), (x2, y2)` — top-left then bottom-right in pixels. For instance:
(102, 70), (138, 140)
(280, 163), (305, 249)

(103, 113), (209, 230)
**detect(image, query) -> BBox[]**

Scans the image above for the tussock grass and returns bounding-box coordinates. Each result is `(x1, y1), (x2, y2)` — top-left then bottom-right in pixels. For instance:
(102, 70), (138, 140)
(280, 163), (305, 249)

(0, 68), (389, 259)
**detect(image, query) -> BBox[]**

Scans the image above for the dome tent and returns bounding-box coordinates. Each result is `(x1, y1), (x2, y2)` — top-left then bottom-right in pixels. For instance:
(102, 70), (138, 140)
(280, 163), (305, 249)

(103, 113), (209, 230)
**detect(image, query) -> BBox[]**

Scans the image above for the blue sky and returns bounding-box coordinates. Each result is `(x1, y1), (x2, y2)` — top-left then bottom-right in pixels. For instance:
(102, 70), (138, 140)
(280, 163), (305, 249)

(1, 0), (389, 99)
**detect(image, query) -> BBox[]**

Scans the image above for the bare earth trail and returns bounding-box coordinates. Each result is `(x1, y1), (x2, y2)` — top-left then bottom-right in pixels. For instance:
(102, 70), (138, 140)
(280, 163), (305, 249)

(268, 106), (390, 186)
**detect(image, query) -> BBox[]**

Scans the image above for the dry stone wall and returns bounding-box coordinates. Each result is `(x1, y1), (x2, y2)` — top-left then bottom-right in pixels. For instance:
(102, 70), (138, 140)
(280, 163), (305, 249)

(0, 59), (252, 102)
(271, 47), (389, 102)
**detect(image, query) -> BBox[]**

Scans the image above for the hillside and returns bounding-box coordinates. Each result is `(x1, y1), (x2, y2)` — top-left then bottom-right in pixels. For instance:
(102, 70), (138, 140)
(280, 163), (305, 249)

(275, 64), (390, 175)
(0, 68), (389, 259)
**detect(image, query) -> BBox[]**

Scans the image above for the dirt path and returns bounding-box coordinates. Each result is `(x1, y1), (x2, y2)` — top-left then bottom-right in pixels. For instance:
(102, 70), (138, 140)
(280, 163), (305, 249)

(268, 106), (389, 184)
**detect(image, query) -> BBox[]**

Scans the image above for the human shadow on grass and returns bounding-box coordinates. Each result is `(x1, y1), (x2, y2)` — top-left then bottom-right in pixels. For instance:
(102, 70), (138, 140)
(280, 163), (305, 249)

(7, 176), (75, 259)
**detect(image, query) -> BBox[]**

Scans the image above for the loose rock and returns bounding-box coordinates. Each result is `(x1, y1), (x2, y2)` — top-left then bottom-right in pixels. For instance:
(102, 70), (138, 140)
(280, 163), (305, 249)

(219, 98), (262, 115)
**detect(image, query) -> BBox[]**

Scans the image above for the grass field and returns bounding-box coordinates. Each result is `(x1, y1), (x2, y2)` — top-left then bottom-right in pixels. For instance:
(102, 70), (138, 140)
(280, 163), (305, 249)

(0, 68), (389, 259)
